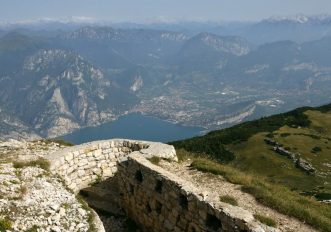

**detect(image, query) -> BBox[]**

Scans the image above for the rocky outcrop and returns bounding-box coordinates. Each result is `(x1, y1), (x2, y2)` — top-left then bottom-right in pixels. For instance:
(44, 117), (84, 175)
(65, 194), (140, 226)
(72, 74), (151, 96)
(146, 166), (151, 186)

(264, 138), (315, 173)
(0, 48), (139, 138)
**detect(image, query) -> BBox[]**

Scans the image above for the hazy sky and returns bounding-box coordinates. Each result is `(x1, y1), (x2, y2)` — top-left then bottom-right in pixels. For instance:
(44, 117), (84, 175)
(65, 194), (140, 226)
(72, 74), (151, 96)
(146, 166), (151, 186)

(1, 0), (331, 23)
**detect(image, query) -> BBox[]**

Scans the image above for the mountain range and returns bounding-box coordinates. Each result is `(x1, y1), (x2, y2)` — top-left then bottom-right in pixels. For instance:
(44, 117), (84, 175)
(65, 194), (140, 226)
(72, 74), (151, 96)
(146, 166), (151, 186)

(0, 16), (331, 139)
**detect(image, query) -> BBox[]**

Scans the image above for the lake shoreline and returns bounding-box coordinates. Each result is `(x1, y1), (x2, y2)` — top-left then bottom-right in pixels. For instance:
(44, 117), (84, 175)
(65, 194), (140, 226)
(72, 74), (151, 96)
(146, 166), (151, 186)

(59, 113), (204, 145)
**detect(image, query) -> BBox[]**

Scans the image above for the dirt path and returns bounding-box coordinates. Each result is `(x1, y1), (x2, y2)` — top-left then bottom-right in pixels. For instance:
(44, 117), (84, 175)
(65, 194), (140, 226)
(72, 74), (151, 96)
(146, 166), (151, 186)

(160, 160), (317, 232)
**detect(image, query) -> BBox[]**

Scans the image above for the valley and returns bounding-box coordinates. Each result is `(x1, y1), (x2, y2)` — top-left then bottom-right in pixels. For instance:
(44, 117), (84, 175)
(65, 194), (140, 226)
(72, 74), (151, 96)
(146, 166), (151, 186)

(1, 19), (331, 140)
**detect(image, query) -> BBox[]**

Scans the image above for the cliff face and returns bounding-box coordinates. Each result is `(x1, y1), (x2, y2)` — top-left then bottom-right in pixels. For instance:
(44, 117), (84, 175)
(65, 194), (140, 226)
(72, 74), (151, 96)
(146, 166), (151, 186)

(0, 48), (138, 138)
(0, 107), (41, 140)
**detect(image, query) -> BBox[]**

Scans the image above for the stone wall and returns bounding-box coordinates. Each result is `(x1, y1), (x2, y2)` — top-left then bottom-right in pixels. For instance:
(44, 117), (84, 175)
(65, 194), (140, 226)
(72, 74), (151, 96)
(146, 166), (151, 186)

(46, 139), (177, 193)
(118, 154), (273, 232)
(46, 139), (276, 232)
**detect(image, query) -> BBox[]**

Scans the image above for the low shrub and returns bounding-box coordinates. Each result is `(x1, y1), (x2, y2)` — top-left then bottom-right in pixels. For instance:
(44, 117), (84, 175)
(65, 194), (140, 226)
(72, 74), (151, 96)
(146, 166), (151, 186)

(0, 218), (12, 231)
(219, 195), (238, 206)
(148, 156), (161, 165)
(43, 139), (74, 146)
(254, 214), (277, 227)
(13, 158), (50, 171)
(311, 146), (322, 153)
(280, 133), (291, 137)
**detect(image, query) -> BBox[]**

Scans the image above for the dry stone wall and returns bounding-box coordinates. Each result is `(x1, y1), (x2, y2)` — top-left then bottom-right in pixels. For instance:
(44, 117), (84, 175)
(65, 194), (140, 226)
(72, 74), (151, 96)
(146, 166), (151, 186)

(46, 139), (276, 232)
(118, 154), (275, 232)
(46, 139), (177, 193)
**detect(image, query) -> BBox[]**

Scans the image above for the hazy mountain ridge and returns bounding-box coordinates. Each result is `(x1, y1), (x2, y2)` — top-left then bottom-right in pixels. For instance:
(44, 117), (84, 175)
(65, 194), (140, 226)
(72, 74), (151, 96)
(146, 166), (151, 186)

(171, 32), (251, 72)
(58, 26), (189, 68)
(241, 15), (331, 44)
(185, 32), (250, 55)
(0, 23), (331, 139)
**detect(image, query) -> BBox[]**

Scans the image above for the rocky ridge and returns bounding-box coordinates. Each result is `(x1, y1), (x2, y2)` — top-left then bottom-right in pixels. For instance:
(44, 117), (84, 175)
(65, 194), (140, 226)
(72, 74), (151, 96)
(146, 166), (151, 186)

(264, 138), (316, 173)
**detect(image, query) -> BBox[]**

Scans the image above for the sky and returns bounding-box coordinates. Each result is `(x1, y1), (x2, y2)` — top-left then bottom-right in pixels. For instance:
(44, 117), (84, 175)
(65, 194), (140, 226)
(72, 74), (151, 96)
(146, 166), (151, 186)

(1, 0), (331, 23)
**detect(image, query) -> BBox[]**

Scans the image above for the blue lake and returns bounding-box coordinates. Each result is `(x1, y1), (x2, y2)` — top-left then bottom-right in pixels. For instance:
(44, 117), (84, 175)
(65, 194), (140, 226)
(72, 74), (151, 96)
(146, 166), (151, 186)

(60, 113), (204, 144)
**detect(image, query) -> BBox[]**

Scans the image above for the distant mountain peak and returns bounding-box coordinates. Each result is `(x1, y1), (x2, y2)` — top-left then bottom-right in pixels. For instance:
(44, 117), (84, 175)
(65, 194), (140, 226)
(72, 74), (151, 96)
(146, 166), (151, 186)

(62, 26), (120, 40)
(265, 14), (331, 24)
(190, 32), (251, 56)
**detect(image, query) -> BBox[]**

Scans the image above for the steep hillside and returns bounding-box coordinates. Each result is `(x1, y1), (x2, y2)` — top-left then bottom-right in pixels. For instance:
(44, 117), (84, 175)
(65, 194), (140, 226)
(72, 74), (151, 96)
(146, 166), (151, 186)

(172, 32), (251, 71)
(0, 107), (40, 140)
(0, 48), (138, 137)
(171, 103), (331, 231)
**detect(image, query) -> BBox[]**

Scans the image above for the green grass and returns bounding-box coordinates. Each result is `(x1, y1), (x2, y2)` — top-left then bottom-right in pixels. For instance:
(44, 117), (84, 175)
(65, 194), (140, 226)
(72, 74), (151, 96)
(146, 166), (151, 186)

(42, 139), (74, 147)
(190, 158), (331, 232)
(170, 106), (315, 162)
(89, 174), (102, 187)
(254, 214), (277, 227)
(271, 125), (331, 179)
(147, 156), (161, 165)
(13, 158), (50, 171)
(0, 218), (12, 231)
(219, 195), (238, 206)
(170, 104), (331, 231)
(176, 149), (199, 162)
(227, 132), (322, 192)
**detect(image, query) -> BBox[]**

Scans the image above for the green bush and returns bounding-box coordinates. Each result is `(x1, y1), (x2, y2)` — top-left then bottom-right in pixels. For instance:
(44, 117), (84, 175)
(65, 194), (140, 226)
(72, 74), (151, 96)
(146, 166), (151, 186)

(0, 218), (12, 231)
(280, 133), (291, 137)
(43, 139), (74, 146)
(254, 214), (277, 227)
(316, 103), (331, 113)
(148, 156), (161, 165)
(311, 146), (322, 153)
(219, 195), (238, 206)
(13, 158), (50, 171)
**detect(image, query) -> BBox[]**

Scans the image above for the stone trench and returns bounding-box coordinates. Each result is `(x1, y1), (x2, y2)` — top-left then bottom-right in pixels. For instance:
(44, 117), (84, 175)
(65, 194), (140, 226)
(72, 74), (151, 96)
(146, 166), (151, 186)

(45, 139), (277, 232)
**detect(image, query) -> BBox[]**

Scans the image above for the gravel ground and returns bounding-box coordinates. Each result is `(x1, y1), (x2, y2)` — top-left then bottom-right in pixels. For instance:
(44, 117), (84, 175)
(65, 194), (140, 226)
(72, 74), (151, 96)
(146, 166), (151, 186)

(0, 140), (94, 232)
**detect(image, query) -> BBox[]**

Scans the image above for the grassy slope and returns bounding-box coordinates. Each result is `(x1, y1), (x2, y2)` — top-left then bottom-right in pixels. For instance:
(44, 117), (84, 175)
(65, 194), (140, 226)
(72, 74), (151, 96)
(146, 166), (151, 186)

(171, 103), (331, 231)
(171, 104), (331, 194)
